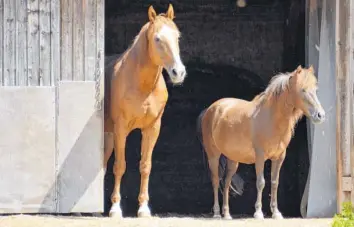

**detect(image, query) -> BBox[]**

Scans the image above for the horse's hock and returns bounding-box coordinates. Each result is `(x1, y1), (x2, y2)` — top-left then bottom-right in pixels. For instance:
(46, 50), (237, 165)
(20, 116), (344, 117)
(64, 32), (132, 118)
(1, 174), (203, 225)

(104, 0), (309, 217)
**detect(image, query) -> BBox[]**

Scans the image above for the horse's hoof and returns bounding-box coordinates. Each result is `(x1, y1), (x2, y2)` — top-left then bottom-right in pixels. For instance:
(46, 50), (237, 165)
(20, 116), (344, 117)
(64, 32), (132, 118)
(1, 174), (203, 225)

(272, 212), (283, 219)
(137, 203), (151, 218)
(253, 211), (264, 220)
(223, 214), (232, 220)
(109, 203), (123, 218)
(213, 214), (222, 219)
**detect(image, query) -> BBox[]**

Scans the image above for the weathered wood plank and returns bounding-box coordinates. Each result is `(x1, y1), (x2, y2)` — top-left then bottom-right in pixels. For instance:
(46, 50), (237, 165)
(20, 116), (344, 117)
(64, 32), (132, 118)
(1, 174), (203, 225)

(335, 0), (352, 210)
(0, 0), (3, 85)
(96, 0), (105, 109)
(39, 0), (51, 86)
(60, 0), (73, 81)
(3, 0), (16, 86)
(72, 0), (84, 81)
(84, 0), (97, 81)
(351, 1), (354, 208)
(27, 0), (40, 86)
(15, 0), (28, 86)
(50, 0), (60, 85)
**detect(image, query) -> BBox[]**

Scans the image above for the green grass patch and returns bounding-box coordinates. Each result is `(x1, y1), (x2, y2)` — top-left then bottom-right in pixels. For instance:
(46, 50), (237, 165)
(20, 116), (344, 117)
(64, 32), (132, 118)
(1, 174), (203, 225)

(333, 202), (354, 227)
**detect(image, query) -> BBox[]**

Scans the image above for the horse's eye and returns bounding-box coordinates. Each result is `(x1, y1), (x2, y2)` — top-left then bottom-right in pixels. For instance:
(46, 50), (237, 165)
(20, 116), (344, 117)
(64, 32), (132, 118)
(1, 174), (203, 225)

(155, 37), (160, 42)
(301, 88), (306, 93)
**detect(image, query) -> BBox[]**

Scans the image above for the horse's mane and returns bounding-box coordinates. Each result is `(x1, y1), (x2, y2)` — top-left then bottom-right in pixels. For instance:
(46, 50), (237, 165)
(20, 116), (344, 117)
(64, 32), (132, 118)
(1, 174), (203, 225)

(116, 22), (150, 64)
(252, 72), (292, 104)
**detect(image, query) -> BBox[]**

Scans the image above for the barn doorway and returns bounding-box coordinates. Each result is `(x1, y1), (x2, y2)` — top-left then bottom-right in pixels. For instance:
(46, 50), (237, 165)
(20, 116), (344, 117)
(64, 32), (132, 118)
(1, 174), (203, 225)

(104, 0), (308, 217)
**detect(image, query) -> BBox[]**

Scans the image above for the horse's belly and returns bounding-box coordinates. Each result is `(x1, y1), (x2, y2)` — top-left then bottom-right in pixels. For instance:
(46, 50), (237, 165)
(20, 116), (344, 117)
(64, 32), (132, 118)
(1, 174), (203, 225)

(220, 141), (256, 164)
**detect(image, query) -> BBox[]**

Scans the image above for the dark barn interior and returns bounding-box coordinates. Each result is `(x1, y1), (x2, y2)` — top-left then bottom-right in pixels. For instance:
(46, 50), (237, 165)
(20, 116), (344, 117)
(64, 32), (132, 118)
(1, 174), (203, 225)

(104, 0), (308, 218)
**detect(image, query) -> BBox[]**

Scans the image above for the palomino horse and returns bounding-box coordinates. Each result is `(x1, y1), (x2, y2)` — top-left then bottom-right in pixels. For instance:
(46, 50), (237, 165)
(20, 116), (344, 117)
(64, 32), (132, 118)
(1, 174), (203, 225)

(104, 4), (186, 218)
(197, 66), (325, 220)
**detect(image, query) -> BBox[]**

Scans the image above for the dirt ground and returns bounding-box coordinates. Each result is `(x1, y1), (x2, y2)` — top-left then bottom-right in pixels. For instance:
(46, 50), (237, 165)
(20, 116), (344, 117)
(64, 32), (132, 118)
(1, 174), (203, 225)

(0, 215), (332, 227)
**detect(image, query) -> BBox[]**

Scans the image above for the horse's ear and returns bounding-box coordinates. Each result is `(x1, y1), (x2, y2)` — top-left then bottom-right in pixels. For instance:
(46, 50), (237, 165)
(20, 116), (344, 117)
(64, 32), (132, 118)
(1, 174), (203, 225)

(148, 5), (157, 22)
(166, 4), (175, 20)
(295, 65), (302, 74)
(309, 65), (315, 73)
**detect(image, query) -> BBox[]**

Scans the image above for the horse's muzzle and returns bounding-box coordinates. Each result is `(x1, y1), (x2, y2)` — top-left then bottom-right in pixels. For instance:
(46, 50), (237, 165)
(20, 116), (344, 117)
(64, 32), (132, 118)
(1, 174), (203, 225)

(311, 110), (325, 124)
(169, 65), (186, 85)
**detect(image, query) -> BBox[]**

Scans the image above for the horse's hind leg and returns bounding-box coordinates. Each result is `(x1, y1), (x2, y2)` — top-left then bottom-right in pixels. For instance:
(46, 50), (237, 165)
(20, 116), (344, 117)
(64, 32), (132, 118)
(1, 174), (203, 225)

(222, 159), (239, 220)
(270, 152), (286, 219)
(207, 152), (222, 218)
(104, 132), (114, 173)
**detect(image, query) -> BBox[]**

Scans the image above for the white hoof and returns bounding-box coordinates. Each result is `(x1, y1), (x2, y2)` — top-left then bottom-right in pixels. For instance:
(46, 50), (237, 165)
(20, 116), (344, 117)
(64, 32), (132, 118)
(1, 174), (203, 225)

(254, 211), (264, 220)
(223, 214), (232, 220)
(137, 202), (151, 218)
(109, 203), (123, 218)
(272, 211), (283, 219)
(213, 214), (222, 218)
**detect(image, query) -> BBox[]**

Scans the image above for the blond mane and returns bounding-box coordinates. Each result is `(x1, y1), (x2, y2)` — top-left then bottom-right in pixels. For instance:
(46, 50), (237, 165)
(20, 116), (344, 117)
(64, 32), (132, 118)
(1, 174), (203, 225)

(253, 72), (293, 104)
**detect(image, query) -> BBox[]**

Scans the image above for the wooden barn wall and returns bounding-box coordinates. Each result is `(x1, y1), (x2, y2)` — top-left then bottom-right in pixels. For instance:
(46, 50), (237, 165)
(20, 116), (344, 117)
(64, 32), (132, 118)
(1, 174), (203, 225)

(0, 0), (104, 213)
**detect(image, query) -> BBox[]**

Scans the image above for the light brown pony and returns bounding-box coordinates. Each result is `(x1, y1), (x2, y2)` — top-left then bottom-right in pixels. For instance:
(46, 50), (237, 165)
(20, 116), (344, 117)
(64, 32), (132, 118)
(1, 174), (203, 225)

(104, 4), (186, 218)
(196, 66), (325, 220)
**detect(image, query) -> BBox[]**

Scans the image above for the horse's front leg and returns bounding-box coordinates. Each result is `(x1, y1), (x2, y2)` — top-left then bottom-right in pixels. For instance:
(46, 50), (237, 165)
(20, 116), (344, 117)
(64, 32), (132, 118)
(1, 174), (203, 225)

(109, 123), (128, 218)
(254, 149), (265, 219)
(270, 152), (286, 219)
(137, 119), (161, 217)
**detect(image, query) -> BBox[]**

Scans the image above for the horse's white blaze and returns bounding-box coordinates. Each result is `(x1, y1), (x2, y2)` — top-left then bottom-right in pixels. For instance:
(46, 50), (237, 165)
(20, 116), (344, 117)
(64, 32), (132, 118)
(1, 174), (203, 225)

(158, 25), (185, 83)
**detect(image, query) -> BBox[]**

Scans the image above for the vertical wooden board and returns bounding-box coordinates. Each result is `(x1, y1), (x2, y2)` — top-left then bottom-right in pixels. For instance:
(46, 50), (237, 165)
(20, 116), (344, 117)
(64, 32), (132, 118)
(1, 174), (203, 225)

(3, 0), (16, 86)
(15, 0), (28, 86)
(0, 0), (4, 85)
(39, 0), (51, 86)
(307, 0), (337, 217)
(84, 0), (97, 81)
(57, 81), (104, 213)
(96, 0), (104, 109)
(60, 0), (73, 81)
(72, 0), (84, 81)
(0, 87), (56, 213)
(50, 0), (60, 85)
(351, 0), (354, 208)
(27, 0), (40, 86)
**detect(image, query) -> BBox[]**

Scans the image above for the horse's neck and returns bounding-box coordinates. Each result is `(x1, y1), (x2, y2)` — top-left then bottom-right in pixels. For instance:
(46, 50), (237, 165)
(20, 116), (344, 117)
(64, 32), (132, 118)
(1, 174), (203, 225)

(128, 31), (162, 93)
(267, 93), (303, 133)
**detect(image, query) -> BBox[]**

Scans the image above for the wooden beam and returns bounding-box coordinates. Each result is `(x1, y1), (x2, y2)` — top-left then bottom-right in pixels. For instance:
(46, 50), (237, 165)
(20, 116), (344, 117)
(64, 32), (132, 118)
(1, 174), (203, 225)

(335, 0), (353, 212)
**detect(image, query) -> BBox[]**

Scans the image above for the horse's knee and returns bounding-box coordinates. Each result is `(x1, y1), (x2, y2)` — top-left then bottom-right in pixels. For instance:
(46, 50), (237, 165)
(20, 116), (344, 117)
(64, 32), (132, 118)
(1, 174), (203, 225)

(139, 162), (152, 177)
(271, 180), (278, 189)
(114, 160), (126, 176)
(256, 176), (265, 190)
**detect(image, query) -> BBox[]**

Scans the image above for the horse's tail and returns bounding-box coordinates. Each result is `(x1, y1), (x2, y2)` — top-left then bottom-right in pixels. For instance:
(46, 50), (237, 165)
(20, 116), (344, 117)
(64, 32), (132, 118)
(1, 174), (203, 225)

(196, 109), (244, 196)
(219, 155), (245, 196)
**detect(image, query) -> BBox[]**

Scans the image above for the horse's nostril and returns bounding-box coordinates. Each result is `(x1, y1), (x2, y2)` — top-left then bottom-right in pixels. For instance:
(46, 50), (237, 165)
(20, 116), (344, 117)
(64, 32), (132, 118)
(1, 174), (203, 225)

(317, 112), (325, 120)
(172, 69), (177, 76)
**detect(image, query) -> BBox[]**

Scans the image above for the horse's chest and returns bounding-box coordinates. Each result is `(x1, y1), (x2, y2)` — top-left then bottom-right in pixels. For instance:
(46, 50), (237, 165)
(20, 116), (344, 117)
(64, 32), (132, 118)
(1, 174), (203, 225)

(126, 94), (167, 125)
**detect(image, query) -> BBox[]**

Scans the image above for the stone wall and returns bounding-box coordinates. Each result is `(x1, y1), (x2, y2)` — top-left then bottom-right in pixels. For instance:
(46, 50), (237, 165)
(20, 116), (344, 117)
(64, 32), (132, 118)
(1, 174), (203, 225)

(104, 0), (308, 218)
